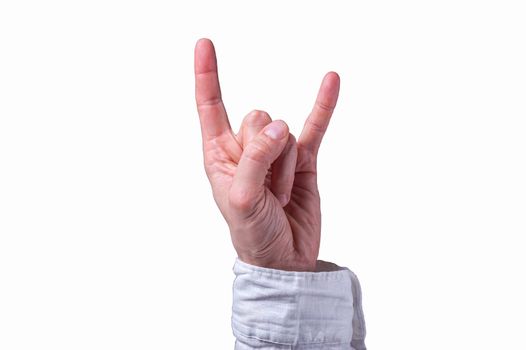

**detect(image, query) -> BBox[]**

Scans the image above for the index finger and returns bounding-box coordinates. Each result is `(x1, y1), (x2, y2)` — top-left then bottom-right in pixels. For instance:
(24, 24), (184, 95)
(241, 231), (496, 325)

(194, 38), (231, 141)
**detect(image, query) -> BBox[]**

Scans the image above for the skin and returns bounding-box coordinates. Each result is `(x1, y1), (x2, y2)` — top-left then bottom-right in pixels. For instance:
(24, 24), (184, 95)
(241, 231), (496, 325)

(194, 38), (340, 272)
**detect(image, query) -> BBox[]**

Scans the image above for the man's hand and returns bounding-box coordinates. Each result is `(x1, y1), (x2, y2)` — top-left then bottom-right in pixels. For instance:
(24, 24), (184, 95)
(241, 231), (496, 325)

(194, 38), (340, 271)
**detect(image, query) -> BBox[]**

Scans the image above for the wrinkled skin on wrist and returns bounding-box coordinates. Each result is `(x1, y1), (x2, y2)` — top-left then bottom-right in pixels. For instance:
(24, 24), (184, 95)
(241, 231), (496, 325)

(194, 39), (340, 272)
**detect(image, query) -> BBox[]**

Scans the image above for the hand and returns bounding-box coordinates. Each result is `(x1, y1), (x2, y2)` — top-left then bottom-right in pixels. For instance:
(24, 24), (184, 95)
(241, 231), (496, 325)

(194, 38), (340, 271)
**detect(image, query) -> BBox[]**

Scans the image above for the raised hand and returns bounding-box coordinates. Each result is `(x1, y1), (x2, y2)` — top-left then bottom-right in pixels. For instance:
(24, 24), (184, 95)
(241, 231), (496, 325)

(194, 39), (340, 271)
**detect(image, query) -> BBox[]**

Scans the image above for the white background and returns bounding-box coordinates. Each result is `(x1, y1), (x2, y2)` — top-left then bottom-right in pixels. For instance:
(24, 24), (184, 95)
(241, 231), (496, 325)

(1, 1), (525, 349)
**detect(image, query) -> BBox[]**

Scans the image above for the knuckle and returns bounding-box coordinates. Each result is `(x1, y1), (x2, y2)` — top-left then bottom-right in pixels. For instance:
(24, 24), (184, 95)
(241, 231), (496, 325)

(229, 188), (257, 212)
(285, 133), (297, 150)
(197, 96), (222, 107)
(296, 143), (318, 168)
(306, 118), (328, 134)
(244, 139), (272, 164)
(316, 100), (335, 113)
(245, 110), (272, 125)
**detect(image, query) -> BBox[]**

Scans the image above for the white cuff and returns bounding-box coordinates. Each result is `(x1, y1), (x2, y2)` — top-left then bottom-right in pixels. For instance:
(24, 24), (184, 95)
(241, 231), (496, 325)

(231, 258), (366, 349)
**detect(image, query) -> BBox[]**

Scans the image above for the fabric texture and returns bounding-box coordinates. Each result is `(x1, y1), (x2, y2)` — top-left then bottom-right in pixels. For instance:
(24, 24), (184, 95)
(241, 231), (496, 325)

(231, 258), (366, 350)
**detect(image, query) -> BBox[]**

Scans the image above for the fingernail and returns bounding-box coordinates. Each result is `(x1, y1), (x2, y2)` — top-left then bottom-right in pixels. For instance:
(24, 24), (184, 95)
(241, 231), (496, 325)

(264, 121), (287, 140)
(278, 194), (289, 206)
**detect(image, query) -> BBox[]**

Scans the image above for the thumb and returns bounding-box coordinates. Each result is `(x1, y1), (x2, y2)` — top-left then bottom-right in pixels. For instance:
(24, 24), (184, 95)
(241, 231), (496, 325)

(229, 120), (290, 216)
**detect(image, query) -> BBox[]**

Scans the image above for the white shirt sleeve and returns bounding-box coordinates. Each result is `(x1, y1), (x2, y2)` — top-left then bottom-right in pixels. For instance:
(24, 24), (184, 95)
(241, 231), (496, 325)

(231, 258), (367, 350)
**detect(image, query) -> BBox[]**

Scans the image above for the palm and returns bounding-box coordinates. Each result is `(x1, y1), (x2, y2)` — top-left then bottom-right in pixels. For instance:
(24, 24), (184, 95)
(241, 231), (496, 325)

(195, 39), (339, 271)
